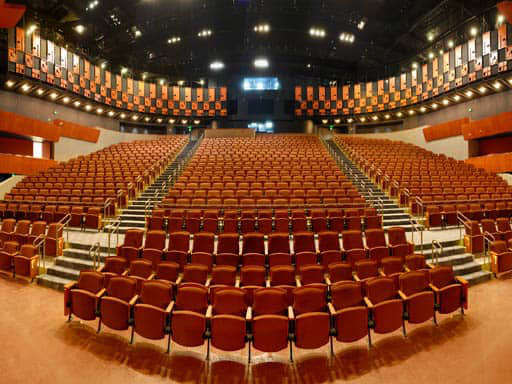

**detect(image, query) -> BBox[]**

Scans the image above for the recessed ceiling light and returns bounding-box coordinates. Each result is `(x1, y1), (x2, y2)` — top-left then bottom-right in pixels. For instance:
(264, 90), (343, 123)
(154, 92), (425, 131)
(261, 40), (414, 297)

(177, 80), (184, 86)
(498, 14), (506, 24)
(309, 27), (326, 38)
(431, 103), (438, 109)
(447, 40), (454, 48)
(479, 86), (487, 93)
(465, 90), (474, 97)
(120, 113), (126, 119)
(428, 52), (434, 59)
(198, 79), (205, 85)
(321, 119), (328, 124)
(210, 61), (225, 70)
(121, 67), (128, 75)
(36, 88), (45, 95)
(132, 115), (139, 120)
(384, 114), (391, 119)
(254, 23), (270, 33)
(96, 108), (103, 114)
(169, 118), (176, 123)
(167, 36), (181, 44)
(27, 24), (37, 34)
(347, 118), (354, 123)
(439, 49), (444, 55)
(144, 117), (150, 122)
(396, 112), (403, 117)
(159, 79), (165, 85)
(412, 62), (418, 69)
(100, 62), (106, 69)
(85, 105), (92, 111)
(470, 27), (478, 37)
(357, 20), (366, 30)
(427, 32), (434, 41)
(442, 99), (449, 105)
(5, 80), (15, 88)
(181, 119), (188, 124)
(108, 111), (115, 117)
(372, 116), (379, 121)
(74, 25), (85, 34)
(493, 81), (502, 89)
(254, 58), (269, 69)
(197, 29), (212, 38)
(157, 118), (162, 123)
(360, 117), (366, 122)
(50, 92), (58, 100)
(420, 107), (427, 113)
(62, 97), (70, 104)
(74, 101), (81, 107)
(194, 119), (200, 125)
(21, 83), (31, 92)
(408, 110), (415, 115)
(134, 29), (141, 37)
(334, 119), (341, 124)
(453, 95), (461, 101)
(339, 32), (355, 44)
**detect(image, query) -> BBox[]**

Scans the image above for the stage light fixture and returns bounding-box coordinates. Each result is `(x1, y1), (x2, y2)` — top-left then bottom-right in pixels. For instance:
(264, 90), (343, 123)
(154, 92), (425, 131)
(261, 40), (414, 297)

(254, 58), (269, 68)
(210, 61), (225, 70)
(75, 25), (85, 34)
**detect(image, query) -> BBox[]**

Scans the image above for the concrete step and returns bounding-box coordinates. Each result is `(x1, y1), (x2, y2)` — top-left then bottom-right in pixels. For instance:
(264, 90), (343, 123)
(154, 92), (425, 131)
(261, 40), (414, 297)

(415, 239), (461, 251)
(462, 270), (492, 285)
(383, 218), (412, 226)
(56, 256), (96, 271)
(63, 248), (109, 262)
(37, 274), (71, 291)
(381, 213), (410, 220)
(422, 245), (466, 258)
(426, 253), (474, 266)
(117, 220), (145, 228)
(68, 242), (111, 253)
(453, 261), (482, 276)
(119, 214), (146, 221)
(46, 265), (80, 280)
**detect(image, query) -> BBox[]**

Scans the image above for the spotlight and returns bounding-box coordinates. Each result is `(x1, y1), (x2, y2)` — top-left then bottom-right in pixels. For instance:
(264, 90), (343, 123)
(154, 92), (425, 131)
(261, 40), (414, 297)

(96, 108), (103, 114)
(177, 80), (184, 86)
(357, 20), (366, 30)
(167, 36), (181, 44)
(254, 58), (269, 69)
(50, 92), (58, 100)
(157, 118), (163, 123)
(339, 32), (355, 43)
(21, 83), (31, 93)
(412, 62), (418, 69)
(442, 99), (449, 105)
(198, 79), (205, 85)
(384, 114), (391, 119)
(75, 25), (85, 34)
(144, 117), (150, 122)
(194, 120), (200, 125)
(408, 110), (415, 115)
(27, 24), (37, 34)
(427, 32), (434, 41)
(439, 49), (444, 55)
(181, 119), (188, 124)
(5, 80), (15, 88)
(210, 61), (225, 70)
(420, 107), (427, 113)
(372, 116), (379, 121)
(498, 14), (506, 25)
(169, 118), (176, 123)
(142, 73), (147, 80)
(431, 103), (438, 109)
(159, 79), (165, 85)
(347, 118), (354, 123)
(470, 27), (478, 37)
(396, 112), (403, 117)
(254, 23), (270, 33)
(62, 97), (70, 104)
(465, 90), (474, 98)
(309, 27), (326, 38)
(134, 29), (141, 38)
(447, 40), (454, 48)
(428, 52), (434, 59)
(108, 111), (115, 117)
(132, 115), (139, 121)
(36, 88), (45, 95)
(120, 113), (126, 119)
(334, 119), (341, 124)
(321, 119), (328, 124)
(493, 81), (502, 89)
(121, 67), (128, 75)
(360, 117), (366, 122)
(479, 86), (487, 93)
(85, 105), (92, 111)
(453, 95), (461, 102)
(100, 62), (107, 69)
(198, 29), (212, 38)
(74, 101), (81, 107)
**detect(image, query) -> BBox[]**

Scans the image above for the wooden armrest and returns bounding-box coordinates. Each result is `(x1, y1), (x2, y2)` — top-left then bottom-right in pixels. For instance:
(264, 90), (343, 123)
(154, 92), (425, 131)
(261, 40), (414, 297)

(165, 300), (175, 314)
(455, 276), (468, 285)
(429, 283), (440, 293)
(235, 278), (240, 288)
(95, 288), (106, 298)
(353, 274), (361, 282)
(378, 269), (386, 277)
(205, 305), (213, 319)
(175, 275), (183, 285)
(121, 270), (128, 276)
(148, 273), (156, 280)
(288, 306), (294, 320)
(245, 306), (252, 321)
(96, 265), (105, 272)
(295, 277), (302, 287)
(327, 302), (336, 316)
(325, 276), (332, 286)
(363, 297), (374, 309)
(404, 266), (411, 272)
(205, 277), (211, 287)
(265, 279), (270, 287)
(426, 262), (435, 269)
(64, 281), (77, 290)
(398, 290), (408, 301)
(129, 295), (139, 306)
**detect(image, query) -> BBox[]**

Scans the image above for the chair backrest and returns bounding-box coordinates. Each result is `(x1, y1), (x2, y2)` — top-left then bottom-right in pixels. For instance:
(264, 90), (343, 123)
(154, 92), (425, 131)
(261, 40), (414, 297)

(144, 230), (166, 250)
(30, 221), (47, 237)
(1, 219), (16, 232)
(293, 286), (326, 315)
(399, 271), (429, 296)
(429, 266), (455, 289)
(366, 277), (397, 304)
(107, 276), (137, 302)
(155, 262), (179, 282)
(341, 230), (364, 250)
(293, 231), (315, 253)
(169, 231), (190, 252)
(490, 240), (508, 254)
(387, 227), (406, 246)
(139, 280), (173, 309)
(103, 257), (127, 274)
(217, 233), (240, 254)
(124, 229), (144, 248)
(330, 281), (364, 310)
(365, 228), (386, 248)
(213, 288), (247, 316)
(19, 244), (37, 257)
(175, 285), (208, 313)
(129, 259), (153, 278)
(77, 271), (104, 294)
(253, 287), (288, 316)
(15, 220), (31, 234)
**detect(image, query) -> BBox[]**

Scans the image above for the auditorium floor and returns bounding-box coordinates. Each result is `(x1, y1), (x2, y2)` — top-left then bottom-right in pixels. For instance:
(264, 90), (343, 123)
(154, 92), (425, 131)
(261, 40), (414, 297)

(1, 276), (511, 384)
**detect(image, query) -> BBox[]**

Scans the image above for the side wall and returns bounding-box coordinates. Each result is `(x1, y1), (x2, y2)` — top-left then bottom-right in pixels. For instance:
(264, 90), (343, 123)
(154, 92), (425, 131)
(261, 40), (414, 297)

(351, 126), (469, 161)
(0, 175), (24, 199)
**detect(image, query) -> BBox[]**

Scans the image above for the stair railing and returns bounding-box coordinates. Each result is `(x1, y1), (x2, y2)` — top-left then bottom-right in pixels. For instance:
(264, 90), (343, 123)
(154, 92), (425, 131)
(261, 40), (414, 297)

(409, 215), (424, 254)
(375, 197), (384, 214)
(431, 240), (443, 266)
(415, 196), (425, 217)
(33, 234), (46, 270)
(57, 213), (72, 244)
(89, 242), (101, 269)
(104, 219), (121, 257)
(103, 198), (114, 222)
(483, 231), (495, 267)
(457, 211), (472, 242)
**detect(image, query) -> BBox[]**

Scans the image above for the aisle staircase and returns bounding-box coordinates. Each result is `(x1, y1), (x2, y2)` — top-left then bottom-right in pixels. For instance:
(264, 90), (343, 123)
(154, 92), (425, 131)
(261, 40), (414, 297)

(325, 139), (413, 231)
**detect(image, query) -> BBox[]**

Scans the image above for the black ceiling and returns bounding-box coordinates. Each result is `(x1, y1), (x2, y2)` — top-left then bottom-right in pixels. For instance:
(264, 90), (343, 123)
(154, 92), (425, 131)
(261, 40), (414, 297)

(19, 0), (500, 83)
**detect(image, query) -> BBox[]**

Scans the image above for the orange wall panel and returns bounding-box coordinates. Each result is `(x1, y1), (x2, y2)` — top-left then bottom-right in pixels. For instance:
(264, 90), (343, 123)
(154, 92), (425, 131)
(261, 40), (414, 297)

(52, 119), (100, 143)
(0, 109), (60, 142)
(0, 154), (57, 175)
(423, 118), (468, 141)
(462, 111), (512, 140)
(466, 152), (512, 173)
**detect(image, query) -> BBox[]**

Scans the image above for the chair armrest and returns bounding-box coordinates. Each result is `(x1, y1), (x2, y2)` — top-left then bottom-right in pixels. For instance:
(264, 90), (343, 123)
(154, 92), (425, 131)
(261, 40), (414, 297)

(64, 281), (77, 291)
(288, 306), (294, 320)
(235, 278), (240, 288)
(97, 265), (105, 273)
(205, 305), (213, 319)
(426, 262), (435, 269)
(95, 288), (106, 299)
(363, 297), (374, 309)
(165, 300), (175, 314)
(245, 306), (252, 321)
(175, 275), (183, 285)
(121, 270), (128, 276)
(327, 302), (336, 316)
(455, 276), (468, 285)
(398, 290), (408, 301)
(404, 266), (411, 272)
(295, 277), (302, 287)
(148, 273), (156, 280)
(378, 269), (386, 277)
(205, 277), (211, 287)
(324, 276), (332, 286)
(429, 283), (440, 293)
(353, 274), (361, 282)
(265, 280), (271, 287)
(129, 295), (139, 306)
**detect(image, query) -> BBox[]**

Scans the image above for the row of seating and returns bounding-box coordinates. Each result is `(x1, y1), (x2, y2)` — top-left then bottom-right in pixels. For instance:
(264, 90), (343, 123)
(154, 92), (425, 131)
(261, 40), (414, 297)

(463, 218), (512, 254)
(65, 267), (467, 361)
(0, 219), (63, 257)
(425, 204), (512, 228)
(147, 207), (382, 234)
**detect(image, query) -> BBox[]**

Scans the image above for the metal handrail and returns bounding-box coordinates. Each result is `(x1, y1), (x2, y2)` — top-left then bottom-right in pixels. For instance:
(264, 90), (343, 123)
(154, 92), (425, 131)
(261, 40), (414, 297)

(57, 213), (72, 243)
(409, 215), (424, 254)
(33, 234), (46, 269)
(116, 190), (125, 209)
(103, 198), (114, 221)
(457, 211), (473, 241)
(375, 197), (384, 214)
(104, 219), (121, 257)
(89, 242), (101, 269)
(415, 196), (425, 217)
(431, 239), (443, 266)
(144, 198), (153, 218)
(483, 231), (495, 266)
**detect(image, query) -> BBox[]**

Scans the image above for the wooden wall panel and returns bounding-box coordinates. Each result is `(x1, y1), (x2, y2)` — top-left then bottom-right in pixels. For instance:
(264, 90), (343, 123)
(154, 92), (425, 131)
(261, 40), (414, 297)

(0, 154), (57, 175)
(422, 118), (469, 141)
(466, 152), (512, 173)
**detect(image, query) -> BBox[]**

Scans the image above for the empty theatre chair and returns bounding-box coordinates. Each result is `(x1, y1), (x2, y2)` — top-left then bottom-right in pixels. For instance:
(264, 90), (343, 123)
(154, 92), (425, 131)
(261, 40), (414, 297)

(365, 277), (406, 337)
(64, 271), (105, 322)
(250, 287), (293, 362)
(154, 262), (181, 287)
(84, 207), (102, 231)
(442, 204), (458, 226)
(44, 223), (63, 257)
(165, 231), (190, 271)
(328, 281), (370, 348)
(97, 257), (128, 288)
(117, 229), (144, 263)
(293, 231), (316, 255)
(242, 232), (265, 255)
(328, 262), (353, 283)
(0, 241), (19, 276)
(70, 206), (84, 229)
(170, 284), (209, 353)
(341, 230), (368, 266)
(291, 286), (331, 353)
(124, 259), (155, 292)
(141, 230), (167, 269)
(11, 220), (31, 246)
(398, 271), (436, 326)
(387, 227), (414, 259)
(147, 209), (165, 231)
(268, 232), (291, 255)
(216, 233), (240, 267)
(365, 228), (391, 264)
(429, 266), (468, 316)
(192, 232), (214, 254)
(363, 208), (382, 229)
(207, 288), (249, 360)
(489, 240), (512, 278)
(13, 244), (40, 281)
(28, 221), (47, 244)
(426, 206), (443, 229)
(496, 218), (512, 241)
(463, 221), (484, 254)
(182, 263), (209, 285)
(97, 276), (138, 334)
(132, 281), (174, 352)
(481, 219), (501, 240)
(0, 219), (16, 243)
